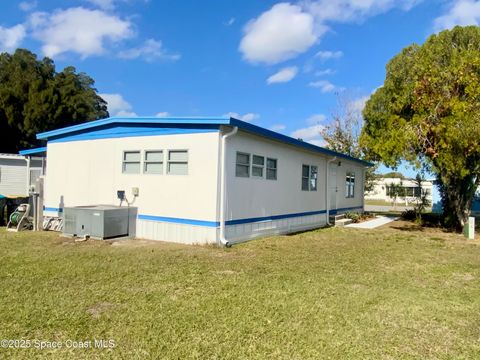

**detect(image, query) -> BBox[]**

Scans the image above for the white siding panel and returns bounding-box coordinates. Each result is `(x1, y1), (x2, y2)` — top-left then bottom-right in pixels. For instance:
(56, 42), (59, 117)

(0, 159), (28, 196)
(137, 219), (217, 244)
(225, 213), (327, 243)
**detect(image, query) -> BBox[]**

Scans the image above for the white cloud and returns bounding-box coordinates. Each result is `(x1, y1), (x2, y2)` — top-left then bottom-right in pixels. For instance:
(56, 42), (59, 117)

(307, 138), (326, 147)
(240, 1), (420, 65)
(315, 50), (343, 60)
(306, 113), (327, 125)
(224, 112), (260, 122)
(349, 95), (369, 113)
(309, 79), (343, 93)
(303, 0), (421, 23)
(224, 17), (236, 26)
(100, 93), (137, 117)
(267, 66), (298, 84)
(19, 1), (37, 12)
(270, 124), (286, 131)
(291, 124), (324, 140)
(29, 7), (134, 58)
(0, 25), (26, 52)
(155, 112), (170, 117)
(239, 3), (321, 64)
(119, 39), (180, 62)
(86, 0), (116, 10)
(315, 68), (336, 76)
(433, 0), (480, 32)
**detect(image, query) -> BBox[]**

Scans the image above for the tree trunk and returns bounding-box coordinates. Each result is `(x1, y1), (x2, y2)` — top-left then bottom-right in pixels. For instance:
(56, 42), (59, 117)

(439, 175), (477, 232)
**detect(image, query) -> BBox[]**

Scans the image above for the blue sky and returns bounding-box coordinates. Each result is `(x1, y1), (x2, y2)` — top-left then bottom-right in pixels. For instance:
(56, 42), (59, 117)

(0, 0), (479, 184)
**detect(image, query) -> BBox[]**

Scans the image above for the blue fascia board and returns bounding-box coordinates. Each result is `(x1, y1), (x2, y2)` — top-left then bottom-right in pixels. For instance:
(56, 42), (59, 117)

(49, 126), (219, 143)
(35, 115), (371, 167)
(37, 116), (231, 140)
(19, 147), (47, 155)
(229, 118), (373, 167)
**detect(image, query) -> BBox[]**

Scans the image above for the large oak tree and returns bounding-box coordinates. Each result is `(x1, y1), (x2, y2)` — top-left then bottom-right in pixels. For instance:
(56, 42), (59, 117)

(0, 49), (108, 153)
(360, 26), (480, 230)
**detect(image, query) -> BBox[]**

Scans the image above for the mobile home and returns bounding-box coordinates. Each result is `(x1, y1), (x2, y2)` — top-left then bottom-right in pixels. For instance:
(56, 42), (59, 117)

(37, 117), (371, 245)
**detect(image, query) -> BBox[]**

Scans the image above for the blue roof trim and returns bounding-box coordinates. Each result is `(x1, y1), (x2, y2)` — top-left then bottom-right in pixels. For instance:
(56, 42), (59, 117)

(19, 147), (47, 155)
(37, 116), (230, 139)
(49, 125), (219, 143)
(229, 118), (372, 166)
(138, 214), (219, 227)
(36, 116), (372, 166)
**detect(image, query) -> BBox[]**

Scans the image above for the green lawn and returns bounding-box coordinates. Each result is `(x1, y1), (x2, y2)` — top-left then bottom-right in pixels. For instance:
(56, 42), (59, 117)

(1, 223), (480, 359)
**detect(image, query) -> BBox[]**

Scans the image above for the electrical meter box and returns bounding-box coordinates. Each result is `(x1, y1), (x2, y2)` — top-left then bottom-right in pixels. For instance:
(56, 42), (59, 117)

(63, 205), (136, 240)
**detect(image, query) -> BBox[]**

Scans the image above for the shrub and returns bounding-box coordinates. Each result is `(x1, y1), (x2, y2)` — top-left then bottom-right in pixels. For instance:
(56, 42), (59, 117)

(401, 209), (417, 221)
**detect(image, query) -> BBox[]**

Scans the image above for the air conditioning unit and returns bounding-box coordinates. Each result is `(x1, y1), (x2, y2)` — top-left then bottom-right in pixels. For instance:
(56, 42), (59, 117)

(63, 205), (136, 240)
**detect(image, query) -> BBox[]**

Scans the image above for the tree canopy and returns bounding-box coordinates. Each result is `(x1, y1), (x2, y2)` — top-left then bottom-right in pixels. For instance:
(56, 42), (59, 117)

(360, 26), (480, 230)
(0, 49), (108, 153)
(320, 95), (377, 192)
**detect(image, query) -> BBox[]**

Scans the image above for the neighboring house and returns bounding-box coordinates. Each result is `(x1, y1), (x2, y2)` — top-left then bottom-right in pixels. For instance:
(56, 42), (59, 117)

(0, 151), (46, 197)
(37, 117), (372, 245)
(366, 177), (433, 206)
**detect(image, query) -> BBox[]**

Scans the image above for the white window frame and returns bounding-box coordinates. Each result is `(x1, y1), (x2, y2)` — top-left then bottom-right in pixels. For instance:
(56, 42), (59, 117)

(346, 172), (355, 198)
(266, 158), (277, 180)
(302, 164), (317, 191)
(167, 149), (189, 175)
(251, 155), (265, 178)
(144, 150), (164, 175)
(122, 150), (141, 174)
(235, 152), (250, 178)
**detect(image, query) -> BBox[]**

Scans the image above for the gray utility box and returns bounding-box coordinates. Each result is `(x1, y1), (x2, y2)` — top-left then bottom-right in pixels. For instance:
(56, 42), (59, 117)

(63, 205), (135, 240)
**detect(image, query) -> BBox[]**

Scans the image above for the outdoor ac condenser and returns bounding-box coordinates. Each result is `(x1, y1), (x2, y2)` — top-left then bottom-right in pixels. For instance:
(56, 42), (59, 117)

(63, 205), (136, 240)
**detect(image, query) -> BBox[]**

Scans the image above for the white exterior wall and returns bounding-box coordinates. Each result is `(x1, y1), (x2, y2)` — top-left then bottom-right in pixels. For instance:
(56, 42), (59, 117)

(0, 156), (43, 197)
(43, 132), (221, 244)
(43, 128), (368, 245)
(224, 131), (365, 243)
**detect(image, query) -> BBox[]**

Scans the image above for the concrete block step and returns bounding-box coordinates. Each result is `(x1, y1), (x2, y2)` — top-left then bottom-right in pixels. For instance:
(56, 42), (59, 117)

(329, 214), (345, 222)
(334, 218), (353, 227)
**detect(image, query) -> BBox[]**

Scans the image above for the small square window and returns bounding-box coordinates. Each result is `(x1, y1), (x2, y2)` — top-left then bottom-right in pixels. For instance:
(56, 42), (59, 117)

(144, 151), (163, 174)
(122, 151), (141, 174)
(168, 150), (188, 175)
(236, 152), (250, 177)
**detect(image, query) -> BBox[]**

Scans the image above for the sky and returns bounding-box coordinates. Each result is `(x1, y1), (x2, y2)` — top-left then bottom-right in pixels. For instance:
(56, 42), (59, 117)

(0, 0), (479, 186)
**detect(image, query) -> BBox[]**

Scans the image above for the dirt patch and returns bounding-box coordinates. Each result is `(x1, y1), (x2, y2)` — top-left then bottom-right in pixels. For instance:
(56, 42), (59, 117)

(452, 273), (475, 282)
(86, 302), (116, 319)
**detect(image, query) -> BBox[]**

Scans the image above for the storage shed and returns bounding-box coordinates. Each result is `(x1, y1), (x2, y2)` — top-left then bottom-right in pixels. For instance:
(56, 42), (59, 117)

(37, 117), (371, 245)
(0, 151), (45, 197)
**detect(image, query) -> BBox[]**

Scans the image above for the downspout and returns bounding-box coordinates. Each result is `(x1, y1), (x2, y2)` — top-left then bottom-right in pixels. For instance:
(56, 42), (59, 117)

(219, 126), (238, 247)
(325, 157), (337, 225)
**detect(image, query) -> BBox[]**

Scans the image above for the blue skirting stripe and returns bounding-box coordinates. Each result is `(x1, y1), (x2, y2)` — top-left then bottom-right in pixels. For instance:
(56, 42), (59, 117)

(117, 206), (364, 228)
(44, 207), (63, 212)
(138, 214), (219, 227)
